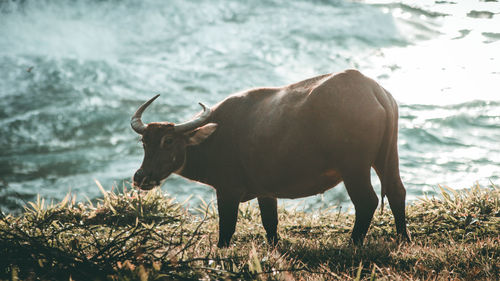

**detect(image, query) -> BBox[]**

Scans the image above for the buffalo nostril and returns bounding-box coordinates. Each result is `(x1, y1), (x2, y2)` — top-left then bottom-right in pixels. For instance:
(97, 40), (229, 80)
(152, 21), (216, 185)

(134, 169), (145, 183)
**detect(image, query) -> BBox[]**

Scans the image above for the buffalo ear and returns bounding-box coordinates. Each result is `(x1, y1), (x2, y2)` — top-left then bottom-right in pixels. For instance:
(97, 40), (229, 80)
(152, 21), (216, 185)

(186, 123), (218, 146)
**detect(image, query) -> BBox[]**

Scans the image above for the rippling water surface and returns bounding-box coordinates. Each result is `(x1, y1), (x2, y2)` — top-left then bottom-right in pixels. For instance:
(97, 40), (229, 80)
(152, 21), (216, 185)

(1, 0), (499, 212)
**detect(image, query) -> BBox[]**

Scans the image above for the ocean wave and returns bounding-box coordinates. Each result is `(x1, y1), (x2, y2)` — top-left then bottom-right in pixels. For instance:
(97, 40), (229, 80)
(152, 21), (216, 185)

(402, 100), (500, 129)
(0, 0), (498, 212)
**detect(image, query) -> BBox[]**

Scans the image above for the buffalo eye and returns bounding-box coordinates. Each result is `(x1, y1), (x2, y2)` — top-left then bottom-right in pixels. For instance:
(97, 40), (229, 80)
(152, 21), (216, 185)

(161, 136), (174, 148)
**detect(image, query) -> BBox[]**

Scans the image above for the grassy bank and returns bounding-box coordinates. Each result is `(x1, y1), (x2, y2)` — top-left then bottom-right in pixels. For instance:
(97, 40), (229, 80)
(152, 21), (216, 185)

(1, 184), (498, 280)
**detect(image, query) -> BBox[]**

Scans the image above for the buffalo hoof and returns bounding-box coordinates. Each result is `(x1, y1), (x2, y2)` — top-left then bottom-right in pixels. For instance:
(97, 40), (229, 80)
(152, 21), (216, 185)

(397, 231), (412, 244)
(217, 240), (231, 248)
(266, 234), (279, 247)
(350, 234), (366, 247)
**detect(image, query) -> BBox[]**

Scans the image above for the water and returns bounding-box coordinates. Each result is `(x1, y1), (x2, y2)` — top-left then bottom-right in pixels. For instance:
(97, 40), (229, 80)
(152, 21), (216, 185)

(1, 0), (499, 212)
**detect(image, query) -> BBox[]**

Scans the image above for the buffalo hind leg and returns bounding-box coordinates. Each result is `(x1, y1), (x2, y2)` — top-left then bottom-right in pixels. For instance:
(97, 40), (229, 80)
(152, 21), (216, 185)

(258, 197), (279, 245)
(374, 164), (410, 242)
(216, 191), (241, 248)
(386, 176), (410, 242)
(342, 169), (379, 245)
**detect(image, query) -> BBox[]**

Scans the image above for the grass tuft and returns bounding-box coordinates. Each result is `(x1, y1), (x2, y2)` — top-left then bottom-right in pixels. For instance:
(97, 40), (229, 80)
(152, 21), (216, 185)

(1, 183), (498, 280)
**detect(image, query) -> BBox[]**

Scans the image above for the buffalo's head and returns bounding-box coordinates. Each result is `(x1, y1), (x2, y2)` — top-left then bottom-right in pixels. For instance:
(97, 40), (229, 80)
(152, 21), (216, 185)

(131, 95), (217, 190)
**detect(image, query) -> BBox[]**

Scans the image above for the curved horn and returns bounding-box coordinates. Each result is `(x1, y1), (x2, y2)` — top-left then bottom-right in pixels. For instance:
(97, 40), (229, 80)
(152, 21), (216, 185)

(131, 94), (160, 135)
(174, 102), (211, 132)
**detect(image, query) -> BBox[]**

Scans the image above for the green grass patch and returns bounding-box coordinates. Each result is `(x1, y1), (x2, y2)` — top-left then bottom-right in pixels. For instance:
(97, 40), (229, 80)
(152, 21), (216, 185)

(1, 184), (498, 280)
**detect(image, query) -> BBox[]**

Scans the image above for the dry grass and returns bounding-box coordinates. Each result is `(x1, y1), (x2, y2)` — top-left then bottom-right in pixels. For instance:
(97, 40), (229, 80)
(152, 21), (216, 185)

(1, 183), (498, 280)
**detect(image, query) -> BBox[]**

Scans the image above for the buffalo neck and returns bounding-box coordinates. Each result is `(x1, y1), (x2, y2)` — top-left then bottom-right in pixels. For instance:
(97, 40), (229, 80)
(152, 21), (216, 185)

(178, 144), (209, 184)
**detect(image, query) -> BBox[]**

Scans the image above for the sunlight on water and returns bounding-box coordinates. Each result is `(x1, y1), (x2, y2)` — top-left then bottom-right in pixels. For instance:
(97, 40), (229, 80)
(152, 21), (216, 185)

(363, 0), (500, 105)
(0, 0), (498, 212)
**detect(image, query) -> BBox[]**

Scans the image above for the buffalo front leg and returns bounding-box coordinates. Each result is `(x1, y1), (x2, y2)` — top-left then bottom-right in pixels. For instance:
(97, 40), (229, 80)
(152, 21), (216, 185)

(258, 197), (279, 245)
(342, 169), (379, 245)
(216, 191), (241, 248)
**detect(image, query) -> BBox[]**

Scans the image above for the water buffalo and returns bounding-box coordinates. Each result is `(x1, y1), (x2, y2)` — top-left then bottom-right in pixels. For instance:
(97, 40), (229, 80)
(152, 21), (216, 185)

(131, 69), (410, 247)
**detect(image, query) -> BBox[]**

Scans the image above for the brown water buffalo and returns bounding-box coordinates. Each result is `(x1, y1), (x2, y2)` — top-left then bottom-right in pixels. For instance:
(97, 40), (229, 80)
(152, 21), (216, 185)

(131, 69), (410, 247)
